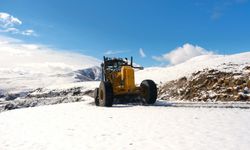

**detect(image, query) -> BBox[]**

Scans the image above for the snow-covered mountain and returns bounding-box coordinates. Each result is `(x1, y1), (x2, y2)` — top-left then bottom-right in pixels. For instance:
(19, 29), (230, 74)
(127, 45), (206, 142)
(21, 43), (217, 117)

(52, 66), (101, 82)
(136, 52), (250, 84)
(0, 38), (102, 94)
(72, 66), (102, 81)
(0, 66), (101, 100)
(136, 52), (250, 102)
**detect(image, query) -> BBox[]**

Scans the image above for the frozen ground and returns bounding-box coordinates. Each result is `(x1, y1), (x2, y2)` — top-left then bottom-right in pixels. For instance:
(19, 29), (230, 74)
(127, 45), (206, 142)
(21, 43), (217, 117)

(0, 97), (250, 150)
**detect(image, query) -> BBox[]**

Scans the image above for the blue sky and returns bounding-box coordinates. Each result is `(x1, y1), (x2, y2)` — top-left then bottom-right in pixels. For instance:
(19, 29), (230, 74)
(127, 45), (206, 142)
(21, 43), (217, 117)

(0, 0), (250, 66)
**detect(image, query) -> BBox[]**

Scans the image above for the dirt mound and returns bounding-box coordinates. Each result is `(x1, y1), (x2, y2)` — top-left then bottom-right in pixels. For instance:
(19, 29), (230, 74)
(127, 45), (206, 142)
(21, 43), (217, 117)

(159, 65), (250, 101)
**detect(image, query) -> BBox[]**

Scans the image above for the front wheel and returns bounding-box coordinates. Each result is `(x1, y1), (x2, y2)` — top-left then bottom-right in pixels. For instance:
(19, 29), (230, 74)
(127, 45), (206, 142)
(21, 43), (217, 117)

(98, 81), (113, 107)
(140, 80), (157, 104)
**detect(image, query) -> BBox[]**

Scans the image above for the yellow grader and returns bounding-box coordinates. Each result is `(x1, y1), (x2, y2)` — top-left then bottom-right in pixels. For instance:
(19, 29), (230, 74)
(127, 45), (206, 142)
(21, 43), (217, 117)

(94, 56), (157, 107)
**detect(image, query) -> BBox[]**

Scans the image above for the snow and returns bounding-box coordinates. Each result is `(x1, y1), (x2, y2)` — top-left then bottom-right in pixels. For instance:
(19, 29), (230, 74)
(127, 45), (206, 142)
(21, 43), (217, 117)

(0, 36), (101, 93)
(1, 40), (250, 150)
(46, 81), (100, 91)
(136, 52), (250, 84)
(0, 98), (250, 150)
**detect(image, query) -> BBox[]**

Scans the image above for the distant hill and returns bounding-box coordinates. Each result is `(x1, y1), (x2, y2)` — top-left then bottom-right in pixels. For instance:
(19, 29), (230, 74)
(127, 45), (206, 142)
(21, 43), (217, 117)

(136, 52), (250, 101)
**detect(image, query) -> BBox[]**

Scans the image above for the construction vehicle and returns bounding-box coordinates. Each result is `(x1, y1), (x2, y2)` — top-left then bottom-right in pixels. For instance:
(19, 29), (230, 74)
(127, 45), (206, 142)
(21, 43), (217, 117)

(94, 56), (157, 107)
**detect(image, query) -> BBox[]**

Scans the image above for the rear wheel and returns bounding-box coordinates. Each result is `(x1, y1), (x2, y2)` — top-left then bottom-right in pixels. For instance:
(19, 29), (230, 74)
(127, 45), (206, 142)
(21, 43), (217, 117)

(98, 81), (113, 107)
(94, 88), (99, 106)
(140, 80), (157, 104)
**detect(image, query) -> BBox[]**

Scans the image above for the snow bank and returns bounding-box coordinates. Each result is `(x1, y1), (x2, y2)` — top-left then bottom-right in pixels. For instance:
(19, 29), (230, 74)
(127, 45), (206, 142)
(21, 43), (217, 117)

(136, 52), (250, 84)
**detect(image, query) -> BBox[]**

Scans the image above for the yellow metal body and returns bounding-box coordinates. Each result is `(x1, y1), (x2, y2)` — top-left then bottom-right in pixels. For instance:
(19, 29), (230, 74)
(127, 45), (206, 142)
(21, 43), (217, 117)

(107, 66), (139, 95)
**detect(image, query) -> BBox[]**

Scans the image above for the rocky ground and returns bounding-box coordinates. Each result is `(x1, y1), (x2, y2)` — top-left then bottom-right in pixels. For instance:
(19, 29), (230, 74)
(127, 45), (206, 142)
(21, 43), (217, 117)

(158, 64), (250, 101)
(0, 87), (94, 112)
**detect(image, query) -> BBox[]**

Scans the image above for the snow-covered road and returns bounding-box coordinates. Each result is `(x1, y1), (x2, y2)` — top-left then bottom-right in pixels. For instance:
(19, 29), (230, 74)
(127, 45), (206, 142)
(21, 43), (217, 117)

(0, 97), (250, 150)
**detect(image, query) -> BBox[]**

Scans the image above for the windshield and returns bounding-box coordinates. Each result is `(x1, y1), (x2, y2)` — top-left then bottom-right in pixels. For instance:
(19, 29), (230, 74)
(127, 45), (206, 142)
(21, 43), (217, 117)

(106, 59), (128, 71)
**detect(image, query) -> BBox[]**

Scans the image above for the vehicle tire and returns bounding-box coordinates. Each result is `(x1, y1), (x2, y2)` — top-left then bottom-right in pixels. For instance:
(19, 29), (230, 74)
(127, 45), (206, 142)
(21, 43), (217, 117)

(140, 80), (157, 104)
(98, 81), (113, 107)
(94, 88), (99, 106)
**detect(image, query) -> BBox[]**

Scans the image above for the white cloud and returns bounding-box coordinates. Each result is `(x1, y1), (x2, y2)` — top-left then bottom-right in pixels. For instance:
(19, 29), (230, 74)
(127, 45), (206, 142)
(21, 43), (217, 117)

(0, 12), (36, 36)
(0, 36), (100, 75)
(0, 12), (22, 28)
(0, 27), (19, 33)
(0, 28), (37, 36)
(104, 50), (129, 55)
(152, 43), (214, 65)
(21, 29), (37, 36)
(139, 48), (146, 58)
